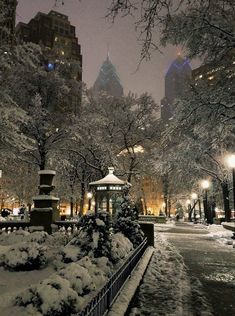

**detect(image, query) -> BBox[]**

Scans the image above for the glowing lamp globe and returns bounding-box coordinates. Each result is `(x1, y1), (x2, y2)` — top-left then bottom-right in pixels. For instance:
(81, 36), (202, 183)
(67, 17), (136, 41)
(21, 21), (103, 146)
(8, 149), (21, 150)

(201, 180), (210, 189)
(191, 193), (198, 200)
(87, 192), (93, 199)
(227, 154), (235, 169)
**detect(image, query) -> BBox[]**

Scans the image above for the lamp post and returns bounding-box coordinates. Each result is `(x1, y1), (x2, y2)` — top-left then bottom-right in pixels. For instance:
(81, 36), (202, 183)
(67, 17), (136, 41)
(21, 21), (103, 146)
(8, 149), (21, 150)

(191, 193), (198, 222)
(201, 180), (210, 224)
(227, 154), (235, 220)
(186, 199), (191, 221)
(87, 192), (93, 211)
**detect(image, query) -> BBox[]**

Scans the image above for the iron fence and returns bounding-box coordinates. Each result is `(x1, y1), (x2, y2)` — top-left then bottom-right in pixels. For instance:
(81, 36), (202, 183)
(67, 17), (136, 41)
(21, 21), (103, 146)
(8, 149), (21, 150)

(78, 238), (148, 316)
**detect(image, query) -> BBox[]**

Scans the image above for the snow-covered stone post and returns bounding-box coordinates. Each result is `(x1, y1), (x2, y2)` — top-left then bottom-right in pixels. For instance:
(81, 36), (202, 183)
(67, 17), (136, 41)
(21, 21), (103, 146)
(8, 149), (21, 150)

(30, 170), (59, 233)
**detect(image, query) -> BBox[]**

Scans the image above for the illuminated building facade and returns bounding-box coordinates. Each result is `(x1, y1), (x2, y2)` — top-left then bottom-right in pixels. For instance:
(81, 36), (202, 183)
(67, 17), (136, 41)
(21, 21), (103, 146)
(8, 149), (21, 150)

(161, 55), (192, 123)
(16, 10), (82, 81)
(0, 0), (17, 45)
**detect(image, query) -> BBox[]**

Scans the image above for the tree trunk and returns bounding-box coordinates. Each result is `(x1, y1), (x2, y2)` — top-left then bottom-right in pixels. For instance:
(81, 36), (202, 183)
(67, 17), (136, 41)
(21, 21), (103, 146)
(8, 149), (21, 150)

(70, 185), (74, 218)
(221, 181), (231, 222)
(70, 197), (74, 218)
(79, 170), (86, 216)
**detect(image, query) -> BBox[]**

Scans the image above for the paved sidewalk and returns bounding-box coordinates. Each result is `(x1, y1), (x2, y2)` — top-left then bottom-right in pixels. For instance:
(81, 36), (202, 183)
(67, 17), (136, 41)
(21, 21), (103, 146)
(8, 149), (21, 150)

(163, 223), (235, 316)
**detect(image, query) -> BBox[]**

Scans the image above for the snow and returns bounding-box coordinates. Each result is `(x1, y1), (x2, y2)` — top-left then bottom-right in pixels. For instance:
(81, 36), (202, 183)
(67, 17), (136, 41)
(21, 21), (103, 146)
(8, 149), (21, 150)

(1, 221), (233, 316)
(129, 232), (213, 316)
(207, 224), (235, 247)
(108, 247), (154, 316)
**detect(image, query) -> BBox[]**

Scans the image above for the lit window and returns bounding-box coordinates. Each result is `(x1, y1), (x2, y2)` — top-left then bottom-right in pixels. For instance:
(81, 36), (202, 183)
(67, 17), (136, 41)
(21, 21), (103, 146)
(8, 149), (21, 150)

(61, 51), (65, 55)
(54, 37), (58, 42)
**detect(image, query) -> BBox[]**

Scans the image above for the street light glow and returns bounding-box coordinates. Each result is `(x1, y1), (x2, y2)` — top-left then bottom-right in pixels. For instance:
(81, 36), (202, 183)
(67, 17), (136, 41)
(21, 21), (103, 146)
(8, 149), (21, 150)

(201, 180), (210, 189)
(87, 192), (93, 199)
(191, 193), (198, 200)
(227, 154), (235, 169)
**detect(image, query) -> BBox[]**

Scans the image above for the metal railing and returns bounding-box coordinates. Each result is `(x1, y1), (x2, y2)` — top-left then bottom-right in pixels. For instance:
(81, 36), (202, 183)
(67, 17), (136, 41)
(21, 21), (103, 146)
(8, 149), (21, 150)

(78, 238), (148, 316)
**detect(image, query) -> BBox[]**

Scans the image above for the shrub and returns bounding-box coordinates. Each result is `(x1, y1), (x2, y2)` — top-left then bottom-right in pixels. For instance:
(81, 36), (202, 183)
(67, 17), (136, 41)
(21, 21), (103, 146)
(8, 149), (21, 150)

(110, 232), (133, 263)
(15, 275), (82, 316)
(69, 211), (112, 260)
(0, 242), (47, 271)
(114, 218), (144, 248)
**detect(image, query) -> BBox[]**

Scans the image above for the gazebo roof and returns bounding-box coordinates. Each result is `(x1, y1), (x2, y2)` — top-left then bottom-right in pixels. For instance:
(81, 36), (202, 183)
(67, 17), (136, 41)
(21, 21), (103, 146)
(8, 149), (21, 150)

(89, 167), (126, 186)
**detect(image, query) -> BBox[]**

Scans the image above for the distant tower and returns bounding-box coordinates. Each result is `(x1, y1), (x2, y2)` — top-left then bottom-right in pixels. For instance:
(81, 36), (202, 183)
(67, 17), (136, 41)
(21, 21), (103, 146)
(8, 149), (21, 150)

(0, 0), (17, 46)
(93, 53), (123, 98)
(161, 54), (191, 123)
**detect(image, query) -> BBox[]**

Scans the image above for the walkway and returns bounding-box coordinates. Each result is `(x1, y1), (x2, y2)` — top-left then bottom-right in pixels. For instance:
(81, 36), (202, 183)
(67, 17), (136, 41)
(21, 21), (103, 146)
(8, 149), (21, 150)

(161, 222), (235, 316)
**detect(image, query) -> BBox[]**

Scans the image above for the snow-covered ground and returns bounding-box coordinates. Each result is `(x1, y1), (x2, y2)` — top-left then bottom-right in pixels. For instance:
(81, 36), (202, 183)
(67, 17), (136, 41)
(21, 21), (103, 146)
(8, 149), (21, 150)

(0, 222), (234, 316)
(0, 228), (133, 316)
(129, 232), (213, 316)
(129, 222), (235, 316)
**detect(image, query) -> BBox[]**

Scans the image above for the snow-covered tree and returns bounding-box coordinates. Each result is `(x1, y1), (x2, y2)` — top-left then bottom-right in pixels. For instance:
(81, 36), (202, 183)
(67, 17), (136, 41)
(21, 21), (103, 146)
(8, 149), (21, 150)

(17, 94), (68, 170)
(107, 0), (235, 62)
(114, 184), (144, 247)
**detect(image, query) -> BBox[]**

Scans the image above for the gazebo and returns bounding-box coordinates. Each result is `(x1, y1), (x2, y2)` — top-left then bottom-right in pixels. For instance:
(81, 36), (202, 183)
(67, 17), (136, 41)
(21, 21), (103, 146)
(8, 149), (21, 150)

(89, 167), (126, 214)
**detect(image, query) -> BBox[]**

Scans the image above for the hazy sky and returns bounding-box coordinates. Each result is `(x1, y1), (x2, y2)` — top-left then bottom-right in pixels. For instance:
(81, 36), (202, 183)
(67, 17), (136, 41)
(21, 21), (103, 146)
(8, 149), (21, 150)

(16, 0), (199, 104)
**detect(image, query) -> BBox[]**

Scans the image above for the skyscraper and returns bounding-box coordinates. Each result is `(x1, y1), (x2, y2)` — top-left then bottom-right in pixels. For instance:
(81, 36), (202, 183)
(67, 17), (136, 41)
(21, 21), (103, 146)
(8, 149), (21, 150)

(0, 0), (17, 46)
(93, 54), (123, 98)
(16, 10), (82, 81)
(161, 55), (192, 123)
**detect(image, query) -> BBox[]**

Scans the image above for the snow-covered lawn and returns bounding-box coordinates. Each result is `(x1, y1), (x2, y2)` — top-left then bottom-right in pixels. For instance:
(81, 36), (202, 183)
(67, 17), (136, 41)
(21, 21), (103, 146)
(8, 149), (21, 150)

(0, 228), (134, 316)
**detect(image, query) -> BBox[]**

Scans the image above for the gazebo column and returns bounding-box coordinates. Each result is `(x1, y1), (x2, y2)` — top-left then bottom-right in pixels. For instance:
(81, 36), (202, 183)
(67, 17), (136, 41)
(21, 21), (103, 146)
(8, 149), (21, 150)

(106, 191), (110, 213)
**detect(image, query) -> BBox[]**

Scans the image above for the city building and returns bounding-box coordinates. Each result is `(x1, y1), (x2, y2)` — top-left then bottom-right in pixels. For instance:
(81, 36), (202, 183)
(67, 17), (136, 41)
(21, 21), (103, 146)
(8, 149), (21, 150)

(16, 10), (82, 81)
(161, 54), (192, 123)
(93, 54), (123, 98)
(0, 0), (17, 45)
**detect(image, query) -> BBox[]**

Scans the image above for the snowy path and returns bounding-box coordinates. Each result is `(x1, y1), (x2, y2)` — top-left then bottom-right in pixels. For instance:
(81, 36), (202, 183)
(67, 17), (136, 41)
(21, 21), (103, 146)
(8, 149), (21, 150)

(128, 222), (235, 316)
(161, 223), (235, 316)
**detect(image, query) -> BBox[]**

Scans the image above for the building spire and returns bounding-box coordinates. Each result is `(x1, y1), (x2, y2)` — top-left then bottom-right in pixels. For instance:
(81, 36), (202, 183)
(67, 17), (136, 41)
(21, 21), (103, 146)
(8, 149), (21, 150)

(107, 42), (110, 61)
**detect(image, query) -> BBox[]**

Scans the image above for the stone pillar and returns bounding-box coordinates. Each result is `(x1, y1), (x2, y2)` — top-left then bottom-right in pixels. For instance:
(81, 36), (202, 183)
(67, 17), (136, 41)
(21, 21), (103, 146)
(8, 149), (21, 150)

(30, 170), (59, 234)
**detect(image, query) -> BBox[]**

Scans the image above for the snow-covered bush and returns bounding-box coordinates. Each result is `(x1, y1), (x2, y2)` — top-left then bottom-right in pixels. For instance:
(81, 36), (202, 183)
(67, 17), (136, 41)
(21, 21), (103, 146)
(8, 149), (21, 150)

(0, 242), (47, 271)
(15, 256), (111, 315)
(0, 229), (30, 245)
(15, 275), (83, 316)
(60, 245), (81, 263)
(110, 232), (133, 263)
(50, 231), (73, 246)
(68, 211), (112, 260)
(114, 218), (144, 248)
(26, 231), (49, 244)
(114, 184), (144, 247)
(58, 261), (95, 295)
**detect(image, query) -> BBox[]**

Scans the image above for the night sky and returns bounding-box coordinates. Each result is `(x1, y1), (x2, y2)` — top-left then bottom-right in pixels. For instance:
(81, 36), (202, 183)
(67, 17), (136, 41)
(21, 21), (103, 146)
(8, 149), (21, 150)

(16, 0), (199, 104)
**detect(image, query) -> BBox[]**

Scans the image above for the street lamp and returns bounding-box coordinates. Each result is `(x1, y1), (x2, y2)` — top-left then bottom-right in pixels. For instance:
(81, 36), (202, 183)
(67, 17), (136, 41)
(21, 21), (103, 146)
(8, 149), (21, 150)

(201, 180), (210, 224)
(227, 154), (235, 219)
(191, 193), (198, 222)
(87, 192), (93, 211)
(186, 199), (191, 221)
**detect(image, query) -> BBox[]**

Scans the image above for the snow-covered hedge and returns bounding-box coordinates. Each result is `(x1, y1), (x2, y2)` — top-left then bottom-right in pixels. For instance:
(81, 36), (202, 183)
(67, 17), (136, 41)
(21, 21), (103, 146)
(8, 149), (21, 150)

(110, 232), (133, 263)
(64, 211), (113, 261)
(15, 275), (82, 316)
(114, 217), (144, 248)
(0, 242), (47, 271)
(0, 229), (30, 245)
(15, 256), (111, 315)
